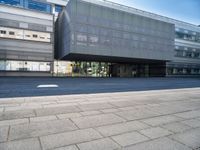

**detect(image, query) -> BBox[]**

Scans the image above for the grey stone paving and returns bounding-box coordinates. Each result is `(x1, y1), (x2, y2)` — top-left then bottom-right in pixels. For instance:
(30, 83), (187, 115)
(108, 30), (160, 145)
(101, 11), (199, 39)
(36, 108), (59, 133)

(0, 86), (200, 150)
(111, 131), (149, 146)
(77, 138), (120, 150)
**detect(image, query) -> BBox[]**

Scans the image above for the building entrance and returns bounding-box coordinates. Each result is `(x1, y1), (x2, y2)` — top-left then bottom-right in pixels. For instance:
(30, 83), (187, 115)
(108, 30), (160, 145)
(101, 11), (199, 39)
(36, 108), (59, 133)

(110, 64), (149, 77)
(54, 61), (166, 77)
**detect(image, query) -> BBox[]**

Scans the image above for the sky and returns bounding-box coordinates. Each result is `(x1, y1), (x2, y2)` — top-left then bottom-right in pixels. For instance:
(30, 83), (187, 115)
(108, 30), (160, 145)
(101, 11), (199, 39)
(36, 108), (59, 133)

(108, 0), (200, 25)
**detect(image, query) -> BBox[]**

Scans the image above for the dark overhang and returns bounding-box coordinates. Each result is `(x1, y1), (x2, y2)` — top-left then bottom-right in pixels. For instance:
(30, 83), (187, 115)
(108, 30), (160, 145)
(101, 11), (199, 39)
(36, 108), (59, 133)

(62, 53), (169, 64)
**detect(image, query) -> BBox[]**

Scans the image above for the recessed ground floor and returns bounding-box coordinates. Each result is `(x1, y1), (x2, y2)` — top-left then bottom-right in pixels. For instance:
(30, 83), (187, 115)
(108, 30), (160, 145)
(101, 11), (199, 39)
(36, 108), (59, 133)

(54, 61), (166, 77)
(0, 59), (200, 77)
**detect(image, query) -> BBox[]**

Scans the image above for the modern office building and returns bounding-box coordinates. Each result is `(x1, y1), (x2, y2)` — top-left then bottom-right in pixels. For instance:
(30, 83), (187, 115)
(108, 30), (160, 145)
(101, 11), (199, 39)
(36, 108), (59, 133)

(0, 0), (67, 76)
(55, 0), (200, 77)
(0, 0), (200, 77)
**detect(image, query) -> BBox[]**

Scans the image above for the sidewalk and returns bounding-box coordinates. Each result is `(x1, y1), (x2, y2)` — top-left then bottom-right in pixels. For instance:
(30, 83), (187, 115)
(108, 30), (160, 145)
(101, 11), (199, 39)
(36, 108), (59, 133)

(0, 88), (200, 150)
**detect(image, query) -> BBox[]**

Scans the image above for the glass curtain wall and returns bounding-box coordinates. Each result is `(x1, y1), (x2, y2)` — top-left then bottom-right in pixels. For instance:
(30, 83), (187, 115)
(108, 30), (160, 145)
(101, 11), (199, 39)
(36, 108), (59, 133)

(0, 0), (52, 13)
(175, 28), (200, 43)
(167, 63), (200, 75)
(54, 61), (111, 77)
(174, 46), (200, 59)
(0, 60), (51, 72)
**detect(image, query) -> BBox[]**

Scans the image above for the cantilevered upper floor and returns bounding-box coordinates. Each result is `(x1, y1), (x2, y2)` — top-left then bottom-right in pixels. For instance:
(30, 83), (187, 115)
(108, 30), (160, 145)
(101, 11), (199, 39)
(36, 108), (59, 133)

(55, 0), (175, 63)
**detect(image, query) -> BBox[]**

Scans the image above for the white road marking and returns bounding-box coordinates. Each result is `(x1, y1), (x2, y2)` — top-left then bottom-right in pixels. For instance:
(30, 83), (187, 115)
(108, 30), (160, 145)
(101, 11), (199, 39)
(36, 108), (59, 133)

(37, 84), (58, 88)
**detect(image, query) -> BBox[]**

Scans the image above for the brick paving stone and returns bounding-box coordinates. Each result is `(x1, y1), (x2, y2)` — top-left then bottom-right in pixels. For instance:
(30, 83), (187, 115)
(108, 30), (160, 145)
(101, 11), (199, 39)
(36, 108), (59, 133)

(30, 115), (57, 123)
(170, 128), (200, 149)
(123, 137), (192, 150)
(77, 138), (120, 150)
(0, 98), (25, 104)
(80, 111), (102, 116)
(43, 103), (78, 108)
(175, 110), (200, 119)
(40, 128), (102, 150)
(141, 115), (183, 126)
(96, 121), (149, 137)
(100, 108), (119, 113)
(71, 114), (124, 129)
(57, 113), (82, 119)
(151, 105), (189, 115)
(0, 104), (21, 109)
(35, 106), (81, 116)
(0, 126), (9, 142)
(118, 106), (136, 111)
(5, 105), (42, 111)
(57, 99), (85, 104)
(0, 118), (29, 127)
(109, 101), (136, 108)
(9, 119), (77, 140)
(78, 103), (114, 111)
(0, 138), (41, 150)
(0, 110), (35, 121)
(181, 119), (200, 128)
(116, 109), (159, 121)
(139, 127), (173, 139)
(111, 131), (149, 147)
(162, 122), (191, 133)
(28, 96), (58, 102)
(54, 145), (78, 150)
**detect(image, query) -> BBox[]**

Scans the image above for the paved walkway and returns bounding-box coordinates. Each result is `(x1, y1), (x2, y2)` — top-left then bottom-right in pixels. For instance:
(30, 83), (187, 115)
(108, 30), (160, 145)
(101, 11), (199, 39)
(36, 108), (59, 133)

(0, 88), (200, 150)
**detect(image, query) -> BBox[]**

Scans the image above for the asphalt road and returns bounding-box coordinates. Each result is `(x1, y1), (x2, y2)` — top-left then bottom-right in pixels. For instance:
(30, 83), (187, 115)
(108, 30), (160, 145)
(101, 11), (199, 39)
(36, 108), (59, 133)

(0, 77), (200, 98)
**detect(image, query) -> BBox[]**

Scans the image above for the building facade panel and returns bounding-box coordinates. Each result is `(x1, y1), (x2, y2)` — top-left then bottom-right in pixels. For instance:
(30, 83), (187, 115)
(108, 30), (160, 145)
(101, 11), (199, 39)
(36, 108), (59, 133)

(57, 0), (175, 63)
(0, 3), (54, 76)
(0, 0), (200, 77)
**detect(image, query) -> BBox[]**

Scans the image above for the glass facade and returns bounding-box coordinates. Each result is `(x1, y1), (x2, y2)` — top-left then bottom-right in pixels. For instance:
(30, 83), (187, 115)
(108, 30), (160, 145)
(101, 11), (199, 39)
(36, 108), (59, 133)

(27, 0), (51, 13)
(167, 67), (200, 75)
(53, 61), (166, 77)
(175, 46), (200, 59)
(0, 60), (51, 72)
(54, 61), (111, 77)
(175, 28), (200, 43)
(55, 5), (63, 13)
(167, 63), (200, 75)
(0, 27), (51, 42)
(0, 0), (52, 13)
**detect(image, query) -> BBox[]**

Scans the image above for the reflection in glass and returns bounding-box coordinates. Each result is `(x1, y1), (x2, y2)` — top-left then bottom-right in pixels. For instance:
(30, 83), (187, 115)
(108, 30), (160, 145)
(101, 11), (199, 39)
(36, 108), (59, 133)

(0, 60), (51, 72)
(54, 61), (111, 77)
(0, 0), (51, 13)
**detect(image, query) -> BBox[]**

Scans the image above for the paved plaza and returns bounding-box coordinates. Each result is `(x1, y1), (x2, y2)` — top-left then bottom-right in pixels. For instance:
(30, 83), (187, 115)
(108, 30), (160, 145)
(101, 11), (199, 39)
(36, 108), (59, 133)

(0, 78), (200, 150)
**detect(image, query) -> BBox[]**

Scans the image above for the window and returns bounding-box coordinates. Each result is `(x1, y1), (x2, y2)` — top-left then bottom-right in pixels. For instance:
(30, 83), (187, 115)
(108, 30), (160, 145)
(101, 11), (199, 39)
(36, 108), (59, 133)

(27, 0), (51, 13)
(176, 29), (200, 43)
(0, 0), (21, 6)
(33, 34), (38, 38)
(0, 27), (50, 42)
(185, 52), (192, 57)
(55, 5), (63, 13)
(0, 60), (51, 72)
(77, 33), (87, 42)
(9, 31), (15, 35)
(0, 0), (52, 13)
(0, 30), (6, 34)
(194, 53), (200, 58)
(89, 35), (98, 43)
